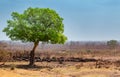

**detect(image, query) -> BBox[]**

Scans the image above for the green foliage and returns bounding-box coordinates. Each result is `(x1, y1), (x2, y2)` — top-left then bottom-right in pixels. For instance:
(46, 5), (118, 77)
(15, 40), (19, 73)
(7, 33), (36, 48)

(86, 50), (91, 53)
(107, 40), (118, 49)
(3, 7), (67, 44)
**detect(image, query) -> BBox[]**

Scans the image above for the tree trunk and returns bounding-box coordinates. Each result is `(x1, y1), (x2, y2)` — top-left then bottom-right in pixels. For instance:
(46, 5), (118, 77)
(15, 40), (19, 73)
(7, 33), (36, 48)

(29, 42), (39, 66)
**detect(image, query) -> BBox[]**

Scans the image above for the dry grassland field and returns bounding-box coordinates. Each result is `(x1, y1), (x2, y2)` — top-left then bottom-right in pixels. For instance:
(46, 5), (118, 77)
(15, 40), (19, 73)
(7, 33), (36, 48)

(0, 60), (120, 77)
(1, 0), (120, 77)
(1, 41), (120, 77)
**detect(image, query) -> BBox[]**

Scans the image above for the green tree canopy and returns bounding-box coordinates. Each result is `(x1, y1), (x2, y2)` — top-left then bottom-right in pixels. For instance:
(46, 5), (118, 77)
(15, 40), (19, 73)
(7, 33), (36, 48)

(107, 40), (118, 49)
(3, 7), (67, 44)
(3, 7), (67, 66)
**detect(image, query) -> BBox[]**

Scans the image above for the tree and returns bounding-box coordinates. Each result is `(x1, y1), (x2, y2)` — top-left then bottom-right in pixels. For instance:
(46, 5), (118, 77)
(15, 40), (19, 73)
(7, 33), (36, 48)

(107, 40), (118, 50)
(3, 7), (67, 66)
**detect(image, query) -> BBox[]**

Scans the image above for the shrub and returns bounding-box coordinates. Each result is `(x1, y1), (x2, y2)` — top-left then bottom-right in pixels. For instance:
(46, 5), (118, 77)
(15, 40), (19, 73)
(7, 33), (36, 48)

(75, 63), (83, 69)
(0, 49), (11, 62)
(86, 50), (91, 53)
(10, 64), (15, 70)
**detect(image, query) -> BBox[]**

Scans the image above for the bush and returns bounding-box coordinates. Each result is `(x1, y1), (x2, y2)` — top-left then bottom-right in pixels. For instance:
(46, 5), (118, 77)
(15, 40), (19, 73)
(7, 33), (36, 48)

(0, 49), (11, 62)
(10, 64), (15, 70)
(86, 50), (91, 53)
(75, 63), (83, 69)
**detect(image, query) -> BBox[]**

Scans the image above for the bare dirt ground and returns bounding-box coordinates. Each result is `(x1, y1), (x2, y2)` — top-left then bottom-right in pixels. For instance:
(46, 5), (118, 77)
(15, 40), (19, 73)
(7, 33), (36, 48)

(0, 61), (120, 77)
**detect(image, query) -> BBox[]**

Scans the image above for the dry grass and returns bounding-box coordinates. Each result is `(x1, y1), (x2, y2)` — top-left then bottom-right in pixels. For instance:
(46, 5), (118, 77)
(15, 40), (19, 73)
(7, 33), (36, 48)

(0, 69), (21, 77)
(0, 62), (119, 77)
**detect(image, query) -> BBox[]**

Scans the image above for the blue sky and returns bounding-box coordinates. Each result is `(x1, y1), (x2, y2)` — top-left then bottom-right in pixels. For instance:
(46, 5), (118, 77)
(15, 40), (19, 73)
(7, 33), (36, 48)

(1, 0), (120, 41)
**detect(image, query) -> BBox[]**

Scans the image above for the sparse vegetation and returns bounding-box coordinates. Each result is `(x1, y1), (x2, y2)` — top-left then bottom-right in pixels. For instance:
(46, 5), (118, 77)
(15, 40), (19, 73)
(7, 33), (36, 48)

(0, 41), (120, 77)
